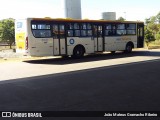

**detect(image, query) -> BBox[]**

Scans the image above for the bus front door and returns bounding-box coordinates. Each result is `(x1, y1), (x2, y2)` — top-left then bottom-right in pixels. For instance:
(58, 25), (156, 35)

(93, 25), (104, 52)
(53, 24), (67, 55)
(137, 23), (144, 48)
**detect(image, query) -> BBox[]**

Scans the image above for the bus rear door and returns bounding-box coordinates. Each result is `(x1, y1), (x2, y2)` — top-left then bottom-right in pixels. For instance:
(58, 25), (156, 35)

(53, 24), (67, 55)
(93, 25), (104, 52)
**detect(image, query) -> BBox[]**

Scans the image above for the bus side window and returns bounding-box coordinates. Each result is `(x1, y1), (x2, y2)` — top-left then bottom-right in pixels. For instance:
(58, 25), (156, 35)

(53, 24), (58, 39)
(117, 24), (126, 35)
(32, 24), (37, 29)
(81, 23), (87, 29)
(98, 26), (102, 37)
(81, 23), (92, 36)
(67, 23), (74, 37)
(93, 26), (98, 37)
(105, 24), (112, 36)
(87, 24), (92, 29)
(80, 23), (87, 37)
(59, 25), (65, 38)
(73, 23), (80, 37)
(81, 30), (87, 37)
(68, 30), (73, 37)
(75, 30), (80, 37)
(87, 30), (92, 36)
(105, 30), (112, 36)
(31, 24), (51, 38)
(32, 30), (40, 37)
(126, 24), (136, 35)
(74, 23), (80, 29)
(68, 23), (74, 29)
(112, 25), (117, 35)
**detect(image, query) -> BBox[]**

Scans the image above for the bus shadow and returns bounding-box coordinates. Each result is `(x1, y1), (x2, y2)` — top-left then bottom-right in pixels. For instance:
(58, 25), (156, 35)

(23, 50), (160, 65)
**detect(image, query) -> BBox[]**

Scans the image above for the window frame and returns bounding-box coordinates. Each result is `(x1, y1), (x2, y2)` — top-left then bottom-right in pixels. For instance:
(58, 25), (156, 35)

(126, 23), (136, 35)
(31, 21), (52, 38)
(66, 22), (93, 37)
(104, 23), (137, 36)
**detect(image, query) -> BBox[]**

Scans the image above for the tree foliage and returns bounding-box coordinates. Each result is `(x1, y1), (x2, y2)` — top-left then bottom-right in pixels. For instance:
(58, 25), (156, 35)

(144, 27), (155, 42)
(145, 12), (160, 41)
(156, 12), (160, 24)
(117, 17), (125, 21)
(0, 19), (15, 48)
(0, 22), (2, 41)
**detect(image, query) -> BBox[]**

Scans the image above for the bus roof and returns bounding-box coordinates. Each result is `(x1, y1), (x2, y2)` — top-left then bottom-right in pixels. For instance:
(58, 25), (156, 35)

(29, 18), (144, 24)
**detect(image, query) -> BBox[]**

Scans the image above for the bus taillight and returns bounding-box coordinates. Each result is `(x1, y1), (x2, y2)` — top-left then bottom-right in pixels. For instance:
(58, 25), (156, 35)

(25, 37), (28, 50)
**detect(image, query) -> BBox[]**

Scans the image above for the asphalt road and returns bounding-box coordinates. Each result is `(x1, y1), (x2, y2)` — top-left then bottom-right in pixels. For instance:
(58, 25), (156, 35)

(0, 59), (160, 111)
(0, 50), (160, 119)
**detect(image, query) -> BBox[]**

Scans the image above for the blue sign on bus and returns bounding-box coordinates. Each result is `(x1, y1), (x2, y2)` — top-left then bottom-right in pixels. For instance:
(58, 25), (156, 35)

(69, 39), (75, 45)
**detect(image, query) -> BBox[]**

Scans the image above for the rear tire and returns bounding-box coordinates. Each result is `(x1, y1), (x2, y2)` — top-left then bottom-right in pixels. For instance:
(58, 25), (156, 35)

(72, 46), (85, 59)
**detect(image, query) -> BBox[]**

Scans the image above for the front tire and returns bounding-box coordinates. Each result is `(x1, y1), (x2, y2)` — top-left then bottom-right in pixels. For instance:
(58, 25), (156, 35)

(125, 44), (133, 53)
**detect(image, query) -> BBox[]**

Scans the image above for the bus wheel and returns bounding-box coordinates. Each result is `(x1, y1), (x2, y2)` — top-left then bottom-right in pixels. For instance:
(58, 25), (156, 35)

(125, 43), (133, 53)
(72, 46), (85, 59)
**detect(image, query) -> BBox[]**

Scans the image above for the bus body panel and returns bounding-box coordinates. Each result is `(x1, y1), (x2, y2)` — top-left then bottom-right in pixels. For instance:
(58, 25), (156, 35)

(53, 38), (60, 55)
(53, 38), (66, 55)
(104, 36), (137, 51)
(27, 39), (54, 57)
(34, 38), (53, 56)
(60, 38), (66, 55)
(97, 37), (103, 51)
(67, 37), (94, 55)
(94, 38), (98, 52)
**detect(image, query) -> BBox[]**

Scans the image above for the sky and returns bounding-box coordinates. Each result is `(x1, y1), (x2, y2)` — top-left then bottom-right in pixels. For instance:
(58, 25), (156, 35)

(0, 0), (160, 21)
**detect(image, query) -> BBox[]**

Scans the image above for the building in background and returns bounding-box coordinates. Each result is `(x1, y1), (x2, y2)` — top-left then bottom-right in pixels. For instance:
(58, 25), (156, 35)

(64, 0), (82, 19)
(102, 12), (116, 20)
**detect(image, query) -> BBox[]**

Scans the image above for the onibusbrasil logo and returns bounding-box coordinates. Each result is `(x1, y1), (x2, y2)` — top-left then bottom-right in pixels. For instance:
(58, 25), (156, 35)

(1, 112), (42, 118)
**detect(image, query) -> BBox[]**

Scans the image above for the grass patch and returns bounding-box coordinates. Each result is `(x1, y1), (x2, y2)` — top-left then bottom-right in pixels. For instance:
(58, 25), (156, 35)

(149, 40), (160, 46)
(146, 40), (160, 49)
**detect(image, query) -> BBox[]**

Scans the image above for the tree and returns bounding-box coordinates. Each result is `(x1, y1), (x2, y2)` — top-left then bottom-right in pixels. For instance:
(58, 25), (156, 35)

(150, 16), (156, 23)
(147, 23), (159, 35)
(117, 17), (125, 21)
(145, 13), (160, 42)
(156, 12), (160, 24)
(0, 21), (2, 41)
(1, 19), (15, 48)
(145, 18), (151, 24)
(144, 27), (155, 42)
(155, 33), (160, 40)
(156, 24), (160, 40)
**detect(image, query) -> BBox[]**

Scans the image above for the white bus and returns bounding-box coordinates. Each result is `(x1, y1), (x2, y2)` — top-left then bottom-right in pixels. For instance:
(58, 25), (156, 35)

(15, 18), (144, 58)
